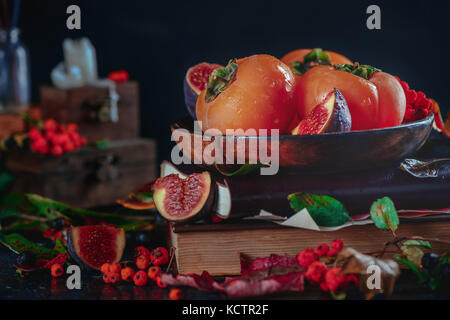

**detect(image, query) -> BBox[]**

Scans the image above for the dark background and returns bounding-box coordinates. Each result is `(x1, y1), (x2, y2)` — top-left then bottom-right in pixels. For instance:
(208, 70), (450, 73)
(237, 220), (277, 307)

(14, 0), (450, 161)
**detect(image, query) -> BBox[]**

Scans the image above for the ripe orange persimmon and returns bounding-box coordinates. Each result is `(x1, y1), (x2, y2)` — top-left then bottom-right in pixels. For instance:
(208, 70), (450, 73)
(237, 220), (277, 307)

(296, 65), (406, 130)
(281, 48), (352, 69)
(196, 54), (296, 134)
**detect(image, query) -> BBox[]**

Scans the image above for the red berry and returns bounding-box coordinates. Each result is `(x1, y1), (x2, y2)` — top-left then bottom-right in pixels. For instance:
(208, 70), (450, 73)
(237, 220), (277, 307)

(108, 70), (129, 83)
(344, 274), (359, 287)
(121, 267), (135, 282)
(51, 263), (64, 277)
(133, 270), (148, 286)
(305, 261), (328, 284)
(29, 128), (42, 141)
(169, 288), (183, 300)
(51, 133), (69, 146)
(66, 123), (78, 132)
(156, 276), (167, 288)
(51, 144), (64, 156)
(103, 272), (111, 283)
(134, 246), (151, 259)
(150, 247), (169, 266)
(109, 262), (122, 273)
(31, 138), (49, 154)
(315, 243), (329, 258)
(331, 239), (344, 251)
(296, 248), (317, 268)
(44, 119), (58, 132)
(324, 267), (346, 293)
(147, 266), (161, 280)
(136, 255), (150, 270)
(109, 272), (121, 284)
(327, 248), (340, 257)
(62, 140), (75, 152)
(100, 263), (110, 274)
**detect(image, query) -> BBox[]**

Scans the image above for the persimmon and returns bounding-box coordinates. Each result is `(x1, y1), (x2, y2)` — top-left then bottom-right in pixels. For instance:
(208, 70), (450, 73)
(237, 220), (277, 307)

(281, 48), (352, 71)
(196, 54), (296, 134)
(296, 64), (406, 130)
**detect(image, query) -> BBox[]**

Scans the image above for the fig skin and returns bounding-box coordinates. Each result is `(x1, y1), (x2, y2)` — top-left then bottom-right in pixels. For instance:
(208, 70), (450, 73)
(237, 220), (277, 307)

(325, 89), (352, 133)
(153, 171), (216, 223)
(292, 88), (351, 135)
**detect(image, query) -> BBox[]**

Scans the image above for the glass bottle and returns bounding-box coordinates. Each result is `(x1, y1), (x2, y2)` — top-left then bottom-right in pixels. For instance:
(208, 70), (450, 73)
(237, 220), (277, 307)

(0, 28), (31, 113)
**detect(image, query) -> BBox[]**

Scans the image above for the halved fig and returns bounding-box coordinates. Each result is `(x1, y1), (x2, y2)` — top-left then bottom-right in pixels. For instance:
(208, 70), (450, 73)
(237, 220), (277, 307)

(67, 225), (125, 270)
(292, 88), (351, 135)
(184, 62), (222, 119)
(152, 171), (215, 222)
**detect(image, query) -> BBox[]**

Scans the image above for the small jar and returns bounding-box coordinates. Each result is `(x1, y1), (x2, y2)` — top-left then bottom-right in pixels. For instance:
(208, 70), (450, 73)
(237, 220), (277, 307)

(0, 28), (31, 113)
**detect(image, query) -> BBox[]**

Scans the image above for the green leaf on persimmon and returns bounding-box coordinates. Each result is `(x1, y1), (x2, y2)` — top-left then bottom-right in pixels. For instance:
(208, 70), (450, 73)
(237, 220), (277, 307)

(287, 192), (350, 227)
(370, 197), (399, 232)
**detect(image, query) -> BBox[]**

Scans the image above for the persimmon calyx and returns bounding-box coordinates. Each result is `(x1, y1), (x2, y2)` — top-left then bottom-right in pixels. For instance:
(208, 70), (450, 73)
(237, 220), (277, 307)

(205, 59), (238, 103)
(292, 48), (331, 75)
(334, 63), (381, 80)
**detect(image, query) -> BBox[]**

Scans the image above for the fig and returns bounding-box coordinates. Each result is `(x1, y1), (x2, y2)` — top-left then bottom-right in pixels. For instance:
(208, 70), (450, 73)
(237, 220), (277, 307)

(292, 88), (351, 135)
(152, 171), (215, 222)
(184, 62), (222, 119)
(67, 225), (125, 270)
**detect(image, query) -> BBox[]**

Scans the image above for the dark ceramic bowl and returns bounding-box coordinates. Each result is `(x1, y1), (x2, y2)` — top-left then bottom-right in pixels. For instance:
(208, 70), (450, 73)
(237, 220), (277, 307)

(171, 113), (434, 173)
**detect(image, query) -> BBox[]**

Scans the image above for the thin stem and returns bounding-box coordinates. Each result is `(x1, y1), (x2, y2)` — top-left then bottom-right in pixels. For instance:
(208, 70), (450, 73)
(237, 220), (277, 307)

(165, 246), (176, 273)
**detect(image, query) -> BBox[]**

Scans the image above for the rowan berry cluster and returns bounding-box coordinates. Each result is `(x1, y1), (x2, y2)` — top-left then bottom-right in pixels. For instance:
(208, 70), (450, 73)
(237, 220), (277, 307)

(99, 246), (180, 298)
(395, 76), (433, 123)
(297, 239), (358, 295)
(29, 119), (87, 156)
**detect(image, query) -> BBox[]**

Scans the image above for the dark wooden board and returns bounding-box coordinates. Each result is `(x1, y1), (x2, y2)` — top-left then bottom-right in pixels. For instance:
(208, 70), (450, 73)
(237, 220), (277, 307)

(5, 138), (157, 208)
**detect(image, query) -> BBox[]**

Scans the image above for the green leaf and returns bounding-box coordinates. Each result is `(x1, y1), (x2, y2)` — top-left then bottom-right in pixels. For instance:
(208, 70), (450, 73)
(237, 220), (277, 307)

(401, 246), (424, 268)
(0, 233), (58, 259)
(287, 192), (350, 227)
(0, 172), (14, 193)
(330, 290), (346, 300)
(394, 254), (428, 283)
(370, 197), (399, 232)
(24, 193), (144, 225)
(214, 163), (265, 177)
(95, 139), (109, 148)
(206, 59), (238, 103)
(402, 236), (431, 249)
(53, 239), (67, 254)
(119, 221), (155, 232)
(0, 209), (19, 220)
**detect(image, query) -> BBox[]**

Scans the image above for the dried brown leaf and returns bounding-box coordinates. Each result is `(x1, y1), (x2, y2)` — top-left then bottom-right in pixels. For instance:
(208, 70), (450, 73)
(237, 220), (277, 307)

(337, 247), (400, 300)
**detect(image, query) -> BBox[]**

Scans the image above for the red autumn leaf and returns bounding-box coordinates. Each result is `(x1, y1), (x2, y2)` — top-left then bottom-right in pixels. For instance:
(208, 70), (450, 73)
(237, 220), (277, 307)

(42, 253), (68, 269)
(240, 253), (300, 276)
(159, 253), (305, 297)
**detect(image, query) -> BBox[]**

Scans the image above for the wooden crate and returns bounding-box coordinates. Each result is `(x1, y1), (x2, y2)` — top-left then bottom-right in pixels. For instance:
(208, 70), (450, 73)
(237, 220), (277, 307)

(5, 138), (156, 208)
(40, 81), (139, 142)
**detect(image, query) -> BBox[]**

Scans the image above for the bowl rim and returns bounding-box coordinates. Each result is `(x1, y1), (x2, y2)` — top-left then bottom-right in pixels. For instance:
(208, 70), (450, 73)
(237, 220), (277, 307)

(173, 113), (435, 140)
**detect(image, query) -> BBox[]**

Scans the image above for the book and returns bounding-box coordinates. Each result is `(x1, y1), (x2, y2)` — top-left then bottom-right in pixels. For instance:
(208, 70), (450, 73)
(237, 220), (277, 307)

(161, 161), (450, 219)
(170, 218), (450, 276)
